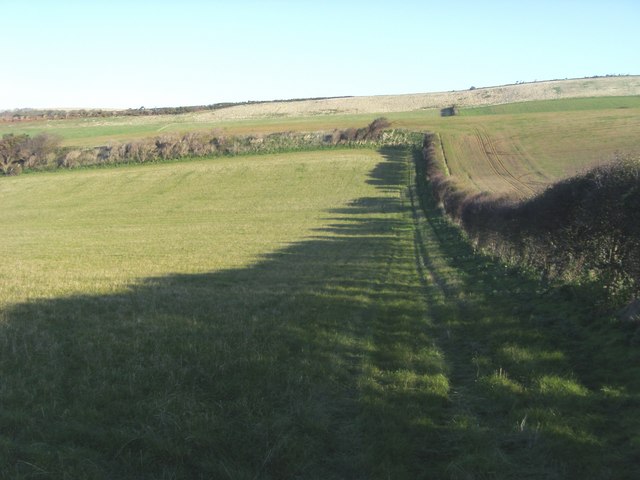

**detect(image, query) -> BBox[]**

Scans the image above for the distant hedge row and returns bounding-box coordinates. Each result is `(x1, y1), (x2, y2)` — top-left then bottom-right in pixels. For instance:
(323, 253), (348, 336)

(2, 118), (412, 174)
(421, 133), (640, 303)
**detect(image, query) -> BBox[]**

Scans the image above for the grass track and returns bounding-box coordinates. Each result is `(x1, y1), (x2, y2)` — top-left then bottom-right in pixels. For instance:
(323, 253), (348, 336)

(1, 148), (639, 478)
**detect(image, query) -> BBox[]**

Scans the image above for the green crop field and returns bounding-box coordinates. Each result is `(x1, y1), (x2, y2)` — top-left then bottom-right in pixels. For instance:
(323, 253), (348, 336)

(460, 95), (640, 116)
(1, 147), (639, 478)
(427, 100), (640, 196)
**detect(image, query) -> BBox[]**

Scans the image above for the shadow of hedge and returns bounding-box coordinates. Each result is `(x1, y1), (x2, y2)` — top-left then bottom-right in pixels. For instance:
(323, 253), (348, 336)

(1, 146), (638, 479)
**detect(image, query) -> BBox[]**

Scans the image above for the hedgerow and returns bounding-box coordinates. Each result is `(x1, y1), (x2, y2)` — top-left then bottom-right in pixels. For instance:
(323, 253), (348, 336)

(4, 118), (413, 173)
(421, 133), (640, 303)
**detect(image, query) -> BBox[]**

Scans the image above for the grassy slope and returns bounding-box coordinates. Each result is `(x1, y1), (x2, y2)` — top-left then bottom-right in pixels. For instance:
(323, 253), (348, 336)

(1, 148), (639, 478)
(2, 149), (436, 478)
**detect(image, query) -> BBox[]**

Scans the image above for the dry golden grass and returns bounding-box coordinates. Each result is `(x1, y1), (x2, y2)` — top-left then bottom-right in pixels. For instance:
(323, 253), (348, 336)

(193, 76), (640, 120)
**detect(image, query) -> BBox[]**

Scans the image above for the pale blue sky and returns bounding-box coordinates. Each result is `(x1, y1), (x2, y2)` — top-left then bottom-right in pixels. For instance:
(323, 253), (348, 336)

(1, 0), (638, 109)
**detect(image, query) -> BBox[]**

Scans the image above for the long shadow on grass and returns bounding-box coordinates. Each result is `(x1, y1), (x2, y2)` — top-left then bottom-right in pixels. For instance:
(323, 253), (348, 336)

(412, 148), (640, 479)
(1, 147), (639, 479)
(0, 146), (439, 479)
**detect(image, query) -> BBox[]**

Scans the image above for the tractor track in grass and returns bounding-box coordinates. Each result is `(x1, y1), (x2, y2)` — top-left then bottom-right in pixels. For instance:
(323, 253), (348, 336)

(406, 146), (640, 479)
(474, 128), (537, 197)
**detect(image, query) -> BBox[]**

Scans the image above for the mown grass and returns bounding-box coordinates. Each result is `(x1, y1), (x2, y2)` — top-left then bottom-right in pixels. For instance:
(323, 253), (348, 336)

(2, 147), (639, 478)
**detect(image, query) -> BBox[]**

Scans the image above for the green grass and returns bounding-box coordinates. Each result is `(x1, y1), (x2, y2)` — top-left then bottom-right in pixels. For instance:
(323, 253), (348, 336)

(459, 96), (640, 116)
(1, 148), (442, 478)
(433, 105), (640, 196)
(1, 147), (639, 478)
(411, 156), (640, 479)
(1, 150), (385, 301)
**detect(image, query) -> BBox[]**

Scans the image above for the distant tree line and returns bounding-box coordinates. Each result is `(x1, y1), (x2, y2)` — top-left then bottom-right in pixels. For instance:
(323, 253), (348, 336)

(1, 118), (400, 174)
(0, 96), (353, 122)
(421, 133), (640, 305)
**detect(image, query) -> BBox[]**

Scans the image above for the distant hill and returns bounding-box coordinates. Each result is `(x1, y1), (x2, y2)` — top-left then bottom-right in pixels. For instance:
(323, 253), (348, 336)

(185, 75), (640, 122)
(3, 76), (639, 123)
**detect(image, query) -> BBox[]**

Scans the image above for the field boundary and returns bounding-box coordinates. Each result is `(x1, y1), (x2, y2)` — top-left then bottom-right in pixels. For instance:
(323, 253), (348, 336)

(421, 133), (640, 304)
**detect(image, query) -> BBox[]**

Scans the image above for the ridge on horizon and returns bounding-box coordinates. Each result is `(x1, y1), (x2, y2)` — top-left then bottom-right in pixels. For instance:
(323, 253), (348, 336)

(2, 74), (638, 115)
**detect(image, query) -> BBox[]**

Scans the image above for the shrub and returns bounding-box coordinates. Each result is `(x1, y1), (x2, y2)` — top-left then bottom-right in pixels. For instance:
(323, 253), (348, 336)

(366, 117), (391, 139)
(0, 133), (60, 174)
(2, 121), (400, 174)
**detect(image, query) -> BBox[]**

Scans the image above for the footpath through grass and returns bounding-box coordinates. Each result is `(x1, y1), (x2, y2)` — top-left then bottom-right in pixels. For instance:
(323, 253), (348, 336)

(1, 148), (639, 478)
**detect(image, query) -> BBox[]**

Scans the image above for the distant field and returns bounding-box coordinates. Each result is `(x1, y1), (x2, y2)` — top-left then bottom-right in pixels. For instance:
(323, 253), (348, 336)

(0, 112), (384, 148)
(435, 103), (640, 196)
(460, 95), (640, 116)
(2, 75), (639, 148)
(2, 105), (639, 198)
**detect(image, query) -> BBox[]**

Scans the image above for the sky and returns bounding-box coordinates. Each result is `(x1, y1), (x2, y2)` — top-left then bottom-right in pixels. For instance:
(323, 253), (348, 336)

(1, 0), (638, 109)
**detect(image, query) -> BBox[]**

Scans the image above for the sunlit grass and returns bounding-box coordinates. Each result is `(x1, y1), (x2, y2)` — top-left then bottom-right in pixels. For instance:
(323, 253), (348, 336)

(1, 150), (381, 303)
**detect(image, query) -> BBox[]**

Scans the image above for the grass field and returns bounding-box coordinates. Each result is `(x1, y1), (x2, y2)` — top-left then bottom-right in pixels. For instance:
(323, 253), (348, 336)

(1, 148), (639, 478)
(1, 150), (383, 301)
(0, 113), (385, 148)
(3, 95), (639, 198)
(460, 95), (640, 116)
(431, 100), (640, 196)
